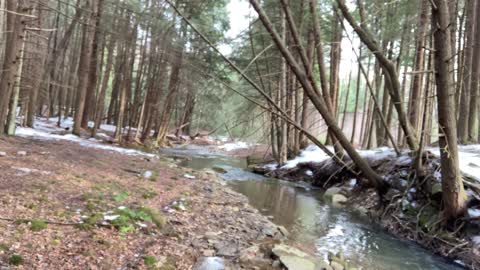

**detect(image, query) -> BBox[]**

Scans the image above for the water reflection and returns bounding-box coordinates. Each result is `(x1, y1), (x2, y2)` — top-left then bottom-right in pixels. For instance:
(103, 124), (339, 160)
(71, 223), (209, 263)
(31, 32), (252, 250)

(229, 179), (463, 270)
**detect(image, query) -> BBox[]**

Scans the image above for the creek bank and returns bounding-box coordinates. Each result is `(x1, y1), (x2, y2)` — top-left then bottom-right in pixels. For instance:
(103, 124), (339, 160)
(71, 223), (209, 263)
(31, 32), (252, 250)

(250, 148), (480, 269)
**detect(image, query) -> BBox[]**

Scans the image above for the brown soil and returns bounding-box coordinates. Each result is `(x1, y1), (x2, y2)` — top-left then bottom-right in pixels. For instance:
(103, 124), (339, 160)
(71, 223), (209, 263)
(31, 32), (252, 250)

(0, 136), (283, 269)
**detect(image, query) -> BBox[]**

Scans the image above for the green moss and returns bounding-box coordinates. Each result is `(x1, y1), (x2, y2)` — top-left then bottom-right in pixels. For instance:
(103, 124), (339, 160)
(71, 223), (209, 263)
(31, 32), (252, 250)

(8, 254), (23, 266)
(114, 191), (129, 202)
(138, 207), (166, 229)
(30, 220), (47, 231)
(143, 255), (157, 268)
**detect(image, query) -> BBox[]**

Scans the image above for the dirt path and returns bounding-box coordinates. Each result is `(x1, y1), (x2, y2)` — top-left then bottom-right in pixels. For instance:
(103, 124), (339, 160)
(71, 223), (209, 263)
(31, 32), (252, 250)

(0, 137), (285, 269)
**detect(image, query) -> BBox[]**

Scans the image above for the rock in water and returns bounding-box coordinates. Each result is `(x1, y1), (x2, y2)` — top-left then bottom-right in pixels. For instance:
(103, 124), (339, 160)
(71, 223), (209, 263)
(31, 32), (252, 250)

(280, 256), (316, 270)
(332, 194), (348, 206)
(272, 244), (329, 270)
(212, 166), (227, 174)
(330, 261), (345, 270)
(193, 257), (225, 270)
(323, 187), (343, 201)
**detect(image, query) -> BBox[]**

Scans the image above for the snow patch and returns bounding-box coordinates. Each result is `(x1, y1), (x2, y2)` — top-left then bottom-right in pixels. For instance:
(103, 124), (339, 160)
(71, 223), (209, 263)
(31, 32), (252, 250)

(104, 215), (120, 221)
(468, 208), (480, 218)
(16, 126), (154, 157)
(218, 141), (249, 151)
(430, 146), (480, 183)
(184, 174), (196, 179)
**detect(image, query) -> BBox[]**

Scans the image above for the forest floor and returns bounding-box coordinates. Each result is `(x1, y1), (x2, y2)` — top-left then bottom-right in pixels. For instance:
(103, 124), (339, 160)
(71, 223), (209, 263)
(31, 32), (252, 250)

(0, 136), (291, 269)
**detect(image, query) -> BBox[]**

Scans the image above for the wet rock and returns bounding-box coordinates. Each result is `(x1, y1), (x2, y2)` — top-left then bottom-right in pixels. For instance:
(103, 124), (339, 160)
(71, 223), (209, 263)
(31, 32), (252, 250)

(17, 151), (27, 156)
(203, 169), (217, 175)
(332, 194), (348, 206)
(260, 224), (276, 237)
(212, 166), (227, 174)
(193, 257), (225, 270)
(277, 226), (289, 237)
(0, 151), (6, 157)
(272, 260), (281, 268)
(330, 261), (344, 270)
(324, 187), (343, 201)
(271, 244), (327, 270)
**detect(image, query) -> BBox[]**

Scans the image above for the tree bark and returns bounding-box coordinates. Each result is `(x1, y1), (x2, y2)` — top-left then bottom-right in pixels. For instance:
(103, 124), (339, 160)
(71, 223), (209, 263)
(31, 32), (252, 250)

(431, 0), (467, 221)
(73, 0), (93, 135)
(468, 0), (480, 142)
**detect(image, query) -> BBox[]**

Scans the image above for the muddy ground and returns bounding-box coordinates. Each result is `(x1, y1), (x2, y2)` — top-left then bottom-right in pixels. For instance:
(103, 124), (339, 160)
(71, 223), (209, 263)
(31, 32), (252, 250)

(0, 136), (288, 269)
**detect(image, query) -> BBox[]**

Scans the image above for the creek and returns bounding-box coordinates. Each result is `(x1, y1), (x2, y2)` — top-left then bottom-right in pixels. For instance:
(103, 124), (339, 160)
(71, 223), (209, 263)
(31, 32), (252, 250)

(162, 145), (464, 270)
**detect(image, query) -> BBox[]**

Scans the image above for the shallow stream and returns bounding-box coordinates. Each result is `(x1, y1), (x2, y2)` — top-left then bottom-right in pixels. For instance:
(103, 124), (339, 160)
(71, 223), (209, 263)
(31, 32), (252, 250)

(162, 145), (465, 270)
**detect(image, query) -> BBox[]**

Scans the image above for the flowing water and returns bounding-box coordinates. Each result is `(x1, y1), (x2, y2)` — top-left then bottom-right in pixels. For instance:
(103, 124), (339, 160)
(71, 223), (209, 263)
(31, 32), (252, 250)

(162, 145), (465, 270)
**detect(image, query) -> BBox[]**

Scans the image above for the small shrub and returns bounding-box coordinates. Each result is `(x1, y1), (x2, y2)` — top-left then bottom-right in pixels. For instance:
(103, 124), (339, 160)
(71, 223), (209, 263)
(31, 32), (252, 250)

(9, 254), (23, 266)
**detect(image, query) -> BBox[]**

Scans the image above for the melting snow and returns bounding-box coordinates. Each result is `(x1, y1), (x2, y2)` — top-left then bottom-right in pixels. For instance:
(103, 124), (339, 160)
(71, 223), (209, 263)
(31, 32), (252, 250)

(278, 145), (396, 170)
(16, 124), (154, 158)
(430, 147), (480, 183)
(184, 174), (196, 179)
(104, 215), (120, 221)
(267, 143), (480, 185)
(218, 141), (249, 151)
(468, 208), (480, 218)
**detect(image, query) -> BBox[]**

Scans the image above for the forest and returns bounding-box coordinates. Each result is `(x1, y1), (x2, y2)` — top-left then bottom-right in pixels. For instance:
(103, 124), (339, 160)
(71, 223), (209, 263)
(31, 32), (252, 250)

(1, 0), (480, 269)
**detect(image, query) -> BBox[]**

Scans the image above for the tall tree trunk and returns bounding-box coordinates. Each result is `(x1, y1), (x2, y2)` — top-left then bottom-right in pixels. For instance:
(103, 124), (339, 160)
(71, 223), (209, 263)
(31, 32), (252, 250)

(408, 0), (430, 137)
(7, 17), (27, 135)
(468, 0), (480, 142)
(458, 0), (475, 143)
(0, 0), (24, 134)
(351, 46), (362, 144)
(82, 0), (104, 128)
(73, 0), (93, 135)
(92, 34), (116, 137)
(432, 0), (467, 221)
